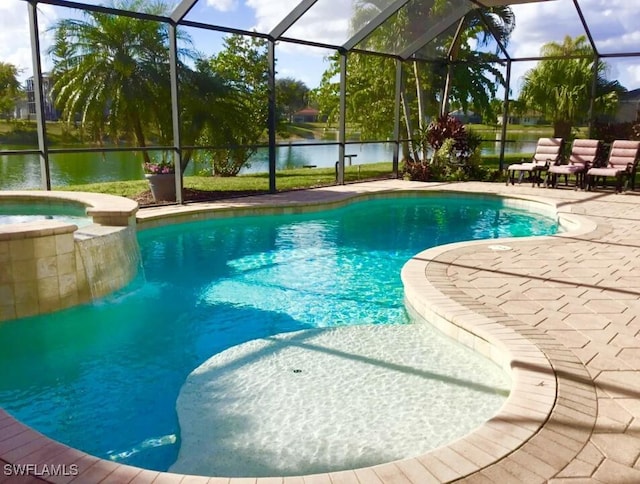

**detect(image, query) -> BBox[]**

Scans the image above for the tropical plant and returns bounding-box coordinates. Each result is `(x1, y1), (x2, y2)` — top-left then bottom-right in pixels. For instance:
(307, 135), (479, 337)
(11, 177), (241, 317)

(48, 0), (179, 164)
(592, 119), (639, 144)
(404, 115), (484, 181)
(518, 35), (625, 139)
(316, 1), (515, 155)
(436, 5), (515, 118)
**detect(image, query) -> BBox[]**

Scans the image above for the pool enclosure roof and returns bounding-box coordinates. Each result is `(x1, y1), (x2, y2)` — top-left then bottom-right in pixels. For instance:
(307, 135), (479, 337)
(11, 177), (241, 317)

(27, 0), (640, 63)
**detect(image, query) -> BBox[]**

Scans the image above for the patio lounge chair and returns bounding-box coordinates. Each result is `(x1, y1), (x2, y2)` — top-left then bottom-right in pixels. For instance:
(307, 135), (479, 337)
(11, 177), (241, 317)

(547, 138), (601, 189)
(586, 140), (640, 192)
(506, 137), (564, 186)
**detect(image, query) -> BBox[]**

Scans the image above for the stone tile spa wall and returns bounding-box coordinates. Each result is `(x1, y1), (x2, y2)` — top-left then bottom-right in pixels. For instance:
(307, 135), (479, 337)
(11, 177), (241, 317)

(0, 192), (139, 322)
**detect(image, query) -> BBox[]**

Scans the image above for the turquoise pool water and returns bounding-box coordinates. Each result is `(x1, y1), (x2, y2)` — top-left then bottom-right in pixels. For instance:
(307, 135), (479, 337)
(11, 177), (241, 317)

(0, 201), (92, 227)
(0, 195), (558, 473)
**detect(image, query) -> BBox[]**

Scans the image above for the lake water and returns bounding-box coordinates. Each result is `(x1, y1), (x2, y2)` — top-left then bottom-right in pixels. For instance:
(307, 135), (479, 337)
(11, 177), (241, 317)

(0, 135), (539, 190)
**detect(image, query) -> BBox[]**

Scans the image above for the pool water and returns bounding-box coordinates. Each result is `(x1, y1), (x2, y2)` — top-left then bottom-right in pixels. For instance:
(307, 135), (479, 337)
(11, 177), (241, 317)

(0, 195), (558, 474)
(0, 202), (92, 227)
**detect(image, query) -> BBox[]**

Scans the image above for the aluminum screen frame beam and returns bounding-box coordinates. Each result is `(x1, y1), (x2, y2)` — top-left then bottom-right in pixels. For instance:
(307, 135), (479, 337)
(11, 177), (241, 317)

(337, 53), (347, 185)
(270, 0), (318, 40)
(27, 0), (51, 191)
(342, 0), (412, 52)
(267, 40), (277, 192)
(171, 0), (198, 24)
(23, 0), (170, 23)
(499, 60), (511, 171)
(398, 8), (470, 61)
(573, 0), (599, 56)
(168, 23), (184, 204)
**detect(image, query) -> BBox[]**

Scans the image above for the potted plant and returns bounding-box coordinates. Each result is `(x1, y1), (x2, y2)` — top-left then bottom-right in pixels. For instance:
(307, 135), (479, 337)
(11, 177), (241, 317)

(143, 157), (176, 202)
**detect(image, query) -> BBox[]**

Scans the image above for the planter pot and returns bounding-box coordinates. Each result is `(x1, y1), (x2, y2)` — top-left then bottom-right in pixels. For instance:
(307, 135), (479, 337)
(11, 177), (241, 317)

(145, 173), (176, 202)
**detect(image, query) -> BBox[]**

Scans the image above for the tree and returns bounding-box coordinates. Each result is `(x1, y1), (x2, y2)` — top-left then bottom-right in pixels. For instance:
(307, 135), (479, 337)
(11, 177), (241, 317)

(170, 60), (243, 173)
(49, 0), (179, 164)
(315, 1), (514, 153)
(276, 77), (309, 122)
(438, 6), (515, 117)
(198, 34), (270, 176)
(0, 62), (22, 120)
(518, 35), (624, 139)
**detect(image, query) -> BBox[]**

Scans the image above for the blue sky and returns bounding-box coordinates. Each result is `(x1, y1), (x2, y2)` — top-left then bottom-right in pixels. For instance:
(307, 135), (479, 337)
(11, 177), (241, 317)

(2, 0), (639, 95)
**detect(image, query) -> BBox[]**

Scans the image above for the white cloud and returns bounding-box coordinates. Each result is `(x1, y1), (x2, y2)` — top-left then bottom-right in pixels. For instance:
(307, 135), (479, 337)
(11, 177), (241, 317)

(0, 1), (58, 81)
(507, 0), (640, 90)
(206, 0), (238, 13)
(247, 0), (353, 45)
(509, 1), (586, 59)
(245, 0), (295, 33)
(627, 64), (640, 87)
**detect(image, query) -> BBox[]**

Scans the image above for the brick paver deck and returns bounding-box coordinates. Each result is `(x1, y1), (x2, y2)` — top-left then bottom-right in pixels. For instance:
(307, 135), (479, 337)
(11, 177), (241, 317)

(2, 180), (640, 483)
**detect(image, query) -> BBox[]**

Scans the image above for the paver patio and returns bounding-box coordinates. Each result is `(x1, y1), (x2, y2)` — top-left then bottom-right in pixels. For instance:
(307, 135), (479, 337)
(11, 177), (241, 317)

(1, 180), (640, 483)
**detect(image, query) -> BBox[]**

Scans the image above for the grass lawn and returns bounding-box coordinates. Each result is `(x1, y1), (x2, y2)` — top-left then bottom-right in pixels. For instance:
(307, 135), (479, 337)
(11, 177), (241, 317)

(57, 156), (526, 204)
(58, 163), (399, 202)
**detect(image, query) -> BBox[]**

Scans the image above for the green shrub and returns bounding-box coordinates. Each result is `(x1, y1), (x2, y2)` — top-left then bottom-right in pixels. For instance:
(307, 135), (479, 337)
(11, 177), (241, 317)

(404, 116), (486, 182)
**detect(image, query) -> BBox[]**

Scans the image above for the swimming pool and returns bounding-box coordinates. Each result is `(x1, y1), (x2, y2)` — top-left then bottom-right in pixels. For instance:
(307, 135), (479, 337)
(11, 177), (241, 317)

(0, 194), (558, 476)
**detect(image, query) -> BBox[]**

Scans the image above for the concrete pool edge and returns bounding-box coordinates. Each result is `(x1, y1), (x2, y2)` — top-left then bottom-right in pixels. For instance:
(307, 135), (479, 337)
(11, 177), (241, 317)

(134, 185), (565, 231)
(0, 182), (599, 483)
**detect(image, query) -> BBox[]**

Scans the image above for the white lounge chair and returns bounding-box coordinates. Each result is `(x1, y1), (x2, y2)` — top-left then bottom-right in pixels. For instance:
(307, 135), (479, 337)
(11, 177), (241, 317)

(547, 138), (601, 189)
(586, 140), (640, 192)
(506, 137), (564, 187)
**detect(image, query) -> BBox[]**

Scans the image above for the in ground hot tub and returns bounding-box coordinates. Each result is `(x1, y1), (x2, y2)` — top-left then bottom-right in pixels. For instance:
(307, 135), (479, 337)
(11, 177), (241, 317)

(0, 191), (139, 322)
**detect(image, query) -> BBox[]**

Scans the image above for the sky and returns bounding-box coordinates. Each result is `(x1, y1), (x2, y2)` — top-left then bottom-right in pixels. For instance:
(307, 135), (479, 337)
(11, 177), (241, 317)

(1, 0), (639, 96)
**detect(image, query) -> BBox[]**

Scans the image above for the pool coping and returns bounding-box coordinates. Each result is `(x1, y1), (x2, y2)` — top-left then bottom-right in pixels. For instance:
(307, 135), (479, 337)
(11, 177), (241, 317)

(0, 191), (139, 228)
(0, 181), (601, 483)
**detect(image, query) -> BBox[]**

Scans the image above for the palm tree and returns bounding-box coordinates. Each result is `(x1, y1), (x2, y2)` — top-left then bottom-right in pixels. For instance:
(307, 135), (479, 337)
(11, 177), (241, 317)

(49, 0), (178, 164)
(437, 5), (515, 118)
(518, 35), (624, 139)
(347, 0), (514, 160)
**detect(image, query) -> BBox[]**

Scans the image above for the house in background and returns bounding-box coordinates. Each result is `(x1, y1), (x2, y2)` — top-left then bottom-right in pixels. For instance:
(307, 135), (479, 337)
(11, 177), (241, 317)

(497, 110), (545, 126)
(615, 88), (640, 123)
(292, 107), (320, 123)
(13, 98), (30, 120)
(25, 73), (59, 121)
(449, 109), (482, 124)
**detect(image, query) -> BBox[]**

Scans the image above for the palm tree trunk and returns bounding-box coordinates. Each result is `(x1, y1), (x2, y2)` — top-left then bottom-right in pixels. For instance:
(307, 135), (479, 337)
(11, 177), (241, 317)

(400, 92), (420, 162)
(553, 120), (572, 140)
(441, 18), (465, 118)
(441, 64), (454, 118)
(132, 115), (151, 165)
(413, 60), (428, 162)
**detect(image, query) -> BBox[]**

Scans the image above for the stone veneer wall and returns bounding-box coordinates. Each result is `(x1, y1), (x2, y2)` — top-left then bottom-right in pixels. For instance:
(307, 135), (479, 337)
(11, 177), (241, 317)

(0, 192), (139, 323)
(0, 220), (138, 322)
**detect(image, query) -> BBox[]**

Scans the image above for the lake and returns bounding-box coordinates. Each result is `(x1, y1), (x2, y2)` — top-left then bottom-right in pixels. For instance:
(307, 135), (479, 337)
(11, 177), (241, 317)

(0, 135), (539, 190)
